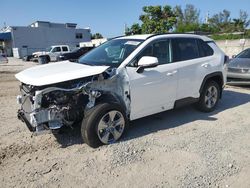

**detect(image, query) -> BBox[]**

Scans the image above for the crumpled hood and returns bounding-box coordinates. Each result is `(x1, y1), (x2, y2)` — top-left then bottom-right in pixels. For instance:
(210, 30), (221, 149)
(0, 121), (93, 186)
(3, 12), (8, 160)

(15, 61), (109, 86)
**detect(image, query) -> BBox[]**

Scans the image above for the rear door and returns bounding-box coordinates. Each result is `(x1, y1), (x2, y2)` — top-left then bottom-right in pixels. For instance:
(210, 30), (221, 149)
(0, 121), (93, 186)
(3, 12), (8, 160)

(171, 38), (214, 100)
(62, 46), (69, 53)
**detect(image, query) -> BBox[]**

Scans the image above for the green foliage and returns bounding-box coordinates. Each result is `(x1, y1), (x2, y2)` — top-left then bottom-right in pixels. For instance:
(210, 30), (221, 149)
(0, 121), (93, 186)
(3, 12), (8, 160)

(211, 30), (250, 40)
(174, 4), (200, 33)
(125, 23), (142, 35)
(139, 5), (177, 34)
(209, 9), (250, 33)
(91, 33), (103, 39)
(126, 4), (250, 37)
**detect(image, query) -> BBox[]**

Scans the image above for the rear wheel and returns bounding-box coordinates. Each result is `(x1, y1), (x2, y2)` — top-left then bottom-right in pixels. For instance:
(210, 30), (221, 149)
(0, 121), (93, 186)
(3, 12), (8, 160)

(196, 81), (220, 112)
(81, 103), (128, 148)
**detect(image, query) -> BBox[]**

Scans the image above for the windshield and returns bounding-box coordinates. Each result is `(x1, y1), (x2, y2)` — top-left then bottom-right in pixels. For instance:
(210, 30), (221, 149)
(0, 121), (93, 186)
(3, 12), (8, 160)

(46, 47), (52, 52)
(78, 39), (144, 66)
(236, 49), (250, 59)
(71, 48), (80, 53)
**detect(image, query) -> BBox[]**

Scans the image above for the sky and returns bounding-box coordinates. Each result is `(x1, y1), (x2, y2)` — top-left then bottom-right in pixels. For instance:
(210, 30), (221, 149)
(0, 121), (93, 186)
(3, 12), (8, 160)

(1, 0), (250, 37)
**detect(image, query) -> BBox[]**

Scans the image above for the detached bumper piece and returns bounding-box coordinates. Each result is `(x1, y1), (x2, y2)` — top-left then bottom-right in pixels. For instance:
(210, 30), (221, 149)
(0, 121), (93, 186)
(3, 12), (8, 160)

(17, 109), (36, 132)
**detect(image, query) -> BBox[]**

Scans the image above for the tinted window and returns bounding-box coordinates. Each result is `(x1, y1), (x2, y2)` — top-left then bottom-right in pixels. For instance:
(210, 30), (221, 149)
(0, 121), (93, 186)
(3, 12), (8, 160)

(62, 46), (68, 51)
(76, 33), (83, 39)
(172, 38), (199, 62)
(236, 49), (250, 58)
(135, 40), (171, 65)
(52, 47), (61, 52)
(197, 39), (214, 57)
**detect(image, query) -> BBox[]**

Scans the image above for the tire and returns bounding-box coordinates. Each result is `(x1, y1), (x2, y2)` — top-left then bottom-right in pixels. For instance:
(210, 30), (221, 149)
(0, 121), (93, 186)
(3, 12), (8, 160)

(196, 80), (220, 112)
(45, 56), (50, 63)
(81, 103), (128, 148)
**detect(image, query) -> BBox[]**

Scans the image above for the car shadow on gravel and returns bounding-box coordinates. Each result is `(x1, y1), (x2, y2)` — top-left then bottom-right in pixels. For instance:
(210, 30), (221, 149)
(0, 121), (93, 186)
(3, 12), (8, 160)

(123, 89), (250, 142)
(53, 89), (250, 147)
(53, 123), (83, 148)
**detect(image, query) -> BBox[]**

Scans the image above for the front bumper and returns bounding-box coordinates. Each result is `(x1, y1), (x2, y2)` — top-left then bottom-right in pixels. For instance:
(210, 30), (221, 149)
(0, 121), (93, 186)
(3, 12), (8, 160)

(17, 109), (36, 132)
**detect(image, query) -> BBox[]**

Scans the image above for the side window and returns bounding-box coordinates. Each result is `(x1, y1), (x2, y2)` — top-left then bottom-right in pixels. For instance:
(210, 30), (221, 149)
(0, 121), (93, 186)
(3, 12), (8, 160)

(197, 39), (214, 57)
(172, 38), (199, 62)
(62, 46), (68, 52)
(76, 33), (83, 39)
(52, 47), (61, 52)
(132, 40), (171, 66)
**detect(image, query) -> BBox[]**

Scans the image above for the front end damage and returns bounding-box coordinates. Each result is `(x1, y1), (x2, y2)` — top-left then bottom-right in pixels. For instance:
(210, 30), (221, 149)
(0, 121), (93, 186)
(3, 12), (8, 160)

(16, 68), (131, 134)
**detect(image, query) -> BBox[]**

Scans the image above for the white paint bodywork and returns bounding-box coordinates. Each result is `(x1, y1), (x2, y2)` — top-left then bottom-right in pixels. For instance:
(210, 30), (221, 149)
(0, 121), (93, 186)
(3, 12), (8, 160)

(126, 63), (178, 120)
(15, 61), (109, 86)
(117, 34), (225, 120)
(15, 34), (226, 123)
(32, 45), (70, 61)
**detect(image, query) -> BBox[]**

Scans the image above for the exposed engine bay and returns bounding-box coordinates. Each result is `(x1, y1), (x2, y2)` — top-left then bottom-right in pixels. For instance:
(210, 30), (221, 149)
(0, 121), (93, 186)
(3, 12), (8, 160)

(17, 67), (131, 133)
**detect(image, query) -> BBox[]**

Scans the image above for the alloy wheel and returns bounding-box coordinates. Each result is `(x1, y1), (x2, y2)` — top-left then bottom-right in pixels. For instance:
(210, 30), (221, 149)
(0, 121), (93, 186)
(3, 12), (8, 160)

(97, 110), (125, 144)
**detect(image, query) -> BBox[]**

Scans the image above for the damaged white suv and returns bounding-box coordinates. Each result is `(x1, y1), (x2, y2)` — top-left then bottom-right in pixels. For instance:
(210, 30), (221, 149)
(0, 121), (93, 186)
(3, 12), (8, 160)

(16, 34), (227, 148)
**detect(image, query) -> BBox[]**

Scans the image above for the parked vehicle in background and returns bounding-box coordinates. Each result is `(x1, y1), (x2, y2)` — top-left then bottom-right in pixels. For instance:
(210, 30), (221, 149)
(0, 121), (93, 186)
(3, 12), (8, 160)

(58, 47), (94, 62)
(15, 34), (227, 148)
(32, 45), (70, 63)
(0, 54), (8, 64)
(227, 48), (250, 85)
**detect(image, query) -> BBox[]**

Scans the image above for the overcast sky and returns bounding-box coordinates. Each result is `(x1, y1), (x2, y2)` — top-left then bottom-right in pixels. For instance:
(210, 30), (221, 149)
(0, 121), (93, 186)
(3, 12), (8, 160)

(1, 0), (250, 37)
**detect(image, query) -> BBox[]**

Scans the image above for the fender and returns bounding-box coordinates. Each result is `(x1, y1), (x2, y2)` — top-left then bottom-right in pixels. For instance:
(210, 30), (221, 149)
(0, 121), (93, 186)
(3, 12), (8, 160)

(199, 71), (224, 98)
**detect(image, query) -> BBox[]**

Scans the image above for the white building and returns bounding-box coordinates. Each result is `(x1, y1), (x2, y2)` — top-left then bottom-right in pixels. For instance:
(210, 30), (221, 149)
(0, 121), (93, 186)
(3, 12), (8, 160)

(80, 38), (107, 47)
(0, 21), (91, 58)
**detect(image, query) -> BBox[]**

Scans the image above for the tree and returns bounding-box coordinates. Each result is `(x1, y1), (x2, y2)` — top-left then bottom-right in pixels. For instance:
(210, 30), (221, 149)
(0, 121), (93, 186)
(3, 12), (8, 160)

(139, 5), (177, 34)
(183, 4), (200, 24)
(91, 33), (103, 39)
(174, 4), (200, 32)
(125, 23), (142, 35)
(209, 9), (232, 32)
(233, 10), (250, 32)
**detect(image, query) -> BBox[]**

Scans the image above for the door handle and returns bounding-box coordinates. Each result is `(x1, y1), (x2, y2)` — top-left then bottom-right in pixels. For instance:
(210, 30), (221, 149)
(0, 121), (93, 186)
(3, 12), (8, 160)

(166, 70), (178, 76)
(201, 63), (210, 68)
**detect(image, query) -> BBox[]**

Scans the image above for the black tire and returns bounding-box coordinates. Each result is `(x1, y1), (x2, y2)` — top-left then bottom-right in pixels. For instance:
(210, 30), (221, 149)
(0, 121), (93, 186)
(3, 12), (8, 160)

(81, 103), (128, 148)
(45, 56), (50, 63)
(196, 80), (220, 112)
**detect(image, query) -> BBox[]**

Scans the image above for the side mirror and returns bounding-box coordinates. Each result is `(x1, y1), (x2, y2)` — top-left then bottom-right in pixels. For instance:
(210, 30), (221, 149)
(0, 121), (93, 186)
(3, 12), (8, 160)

(136, 56), (159, 73)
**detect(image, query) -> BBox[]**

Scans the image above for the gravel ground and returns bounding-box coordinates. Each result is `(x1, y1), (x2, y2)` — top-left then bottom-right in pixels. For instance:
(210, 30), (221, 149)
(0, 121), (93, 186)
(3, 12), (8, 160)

(0, 58), (250, 188)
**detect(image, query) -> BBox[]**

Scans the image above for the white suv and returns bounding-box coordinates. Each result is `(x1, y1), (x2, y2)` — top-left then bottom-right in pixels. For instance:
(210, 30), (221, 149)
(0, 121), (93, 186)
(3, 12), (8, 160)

(15, 34), (227, 148)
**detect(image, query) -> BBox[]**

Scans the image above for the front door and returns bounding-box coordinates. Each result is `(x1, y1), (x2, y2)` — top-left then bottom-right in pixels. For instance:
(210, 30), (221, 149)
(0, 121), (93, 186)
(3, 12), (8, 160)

(126, 39), (178, 120)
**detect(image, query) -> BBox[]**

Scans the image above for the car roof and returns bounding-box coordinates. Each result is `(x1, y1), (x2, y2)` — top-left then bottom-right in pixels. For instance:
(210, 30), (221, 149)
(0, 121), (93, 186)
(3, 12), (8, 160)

(116, 33), (213, 42)
(117, 34), (153, 40)
(51, 45), (69, 47)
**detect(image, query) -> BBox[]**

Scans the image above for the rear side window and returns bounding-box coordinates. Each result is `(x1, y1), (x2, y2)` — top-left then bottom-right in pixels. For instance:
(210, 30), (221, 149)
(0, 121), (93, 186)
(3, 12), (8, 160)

(172, 38), (199, 62)
(62, 46), (68, 51)
(197, 39), (214, 57)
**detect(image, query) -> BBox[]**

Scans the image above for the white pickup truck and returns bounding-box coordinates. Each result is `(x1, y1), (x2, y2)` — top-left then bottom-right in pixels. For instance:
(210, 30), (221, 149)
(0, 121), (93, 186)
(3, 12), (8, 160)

(32, 45), (70, 62)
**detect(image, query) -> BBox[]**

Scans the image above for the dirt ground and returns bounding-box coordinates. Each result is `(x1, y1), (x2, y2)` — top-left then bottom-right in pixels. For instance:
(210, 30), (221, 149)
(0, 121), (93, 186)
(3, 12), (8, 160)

(0, 58), (250, 188)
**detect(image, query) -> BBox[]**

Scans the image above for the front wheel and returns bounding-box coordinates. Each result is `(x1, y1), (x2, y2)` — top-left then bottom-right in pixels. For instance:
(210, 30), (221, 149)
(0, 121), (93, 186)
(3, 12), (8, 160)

(196, 81), (220, 112)
(81, 103), (128, 148)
